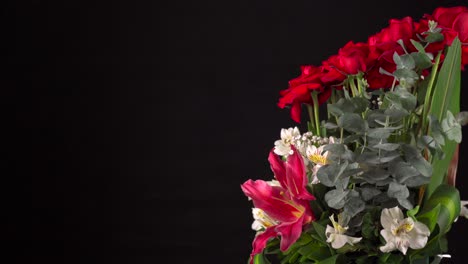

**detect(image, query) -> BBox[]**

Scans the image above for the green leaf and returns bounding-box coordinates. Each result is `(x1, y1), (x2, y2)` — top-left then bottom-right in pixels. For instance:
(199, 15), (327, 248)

(427, 37), (461, 198)
(316, 255), (339, 264)
(312, 221), (328, 243)
(299, 246), (331, 262)
(338, 113), (367, 134)
(407, 205), (420, 220)
(394, 52), (416, 70)
(419, 184), (461, 234)
(425, 32), (444, 43)
(393, 69), (419, 88)
(373, 143), (400, 151)
(316, 162), (349, 187)
(402, 144), (432, 177)
(441, 110), (462, 143)
(388, 182), (410, 200)
(253, 252), (272, 264)
(456, 111), (468, 126)
(360, 187), (382, 201)
(411, 52), (433, 70)
(410, 39), (426, 53)
(344, 195), (365, 217)
(417, 204), (442, 232)
(325, 189), (349, 209)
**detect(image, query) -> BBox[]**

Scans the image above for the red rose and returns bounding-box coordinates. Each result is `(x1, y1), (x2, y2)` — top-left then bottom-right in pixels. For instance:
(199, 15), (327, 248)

(431, 6), (468, 66)
(432, 6), (468, 29)
(278, 66), (331, 123)
(368, 17), (415, 54)
(414, 19), (458, 54)
(321, 41), (370, 84)
(366, 59), (396, 89)
(364, 17), (417, 89)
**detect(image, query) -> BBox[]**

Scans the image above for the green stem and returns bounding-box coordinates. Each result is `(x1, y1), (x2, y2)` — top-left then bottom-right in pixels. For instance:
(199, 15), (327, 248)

(357, 77), (364, 96)
(307, 104), (316, 133)
(340, 128), (344, 144)
(349, 77), (359, 97)
(420, 51), (442, 136)
(390, 77), (397, 91)
(311, 92), (321, 137)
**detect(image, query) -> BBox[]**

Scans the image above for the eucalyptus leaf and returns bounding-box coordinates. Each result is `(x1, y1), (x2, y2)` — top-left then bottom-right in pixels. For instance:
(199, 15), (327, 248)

(344, 195), (365, 217)
(456, 111), (468, 126)
(402, 144), (432, 177)
(373, 143), (400, 151)
(393, 52), (416, 70)
(441, 110), (462, 143)
(324, 189), (349, 209)
(425, 32), (444, 43)
(410, 39), (425, 54)
(387, 181), (409, 200)
(411, 52), (433, 70)
(389, 161), (421, 183)
(338, 113), (367, 134)
(317, 162), (348, 187)
(360, 187), (382, 201)
(393, 69), (419, 88)
(397, 197), (414, 210)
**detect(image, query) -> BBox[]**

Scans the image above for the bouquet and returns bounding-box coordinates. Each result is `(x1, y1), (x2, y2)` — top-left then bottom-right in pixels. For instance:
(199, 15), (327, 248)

(241, 6), (468, 264)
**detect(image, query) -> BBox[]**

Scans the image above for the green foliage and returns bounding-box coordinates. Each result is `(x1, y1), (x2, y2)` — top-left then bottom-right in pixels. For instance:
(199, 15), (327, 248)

(260, 32), (463, 264)
(418, 184), (461, 234)
(426, 37), (461, 198)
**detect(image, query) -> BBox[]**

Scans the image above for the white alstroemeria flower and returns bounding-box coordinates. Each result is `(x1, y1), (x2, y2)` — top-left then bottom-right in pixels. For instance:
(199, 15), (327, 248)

(306, 137), (335, 184)
(274, 127), (301, 156)
(380, 206), (430, 255)
(251, 208), (278, 231)
(460, 201), (468, 219)
(325, 214), (362, 249)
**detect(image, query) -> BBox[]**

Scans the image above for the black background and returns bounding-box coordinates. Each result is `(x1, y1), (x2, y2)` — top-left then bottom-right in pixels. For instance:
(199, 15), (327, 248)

(7, 0), (468, 263)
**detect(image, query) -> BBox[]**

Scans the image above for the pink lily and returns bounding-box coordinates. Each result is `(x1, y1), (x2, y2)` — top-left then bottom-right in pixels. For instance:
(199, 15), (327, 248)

(241, 147), (315, 263)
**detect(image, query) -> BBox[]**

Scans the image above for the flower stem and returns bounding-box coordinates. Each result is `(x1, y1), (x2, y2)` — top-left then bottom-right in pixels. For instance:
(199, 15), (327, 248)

(420, 51), (442, 136)
(307, 104), (316, 133)
(311, 91), (321, 137)
(349, 77), (359, 97)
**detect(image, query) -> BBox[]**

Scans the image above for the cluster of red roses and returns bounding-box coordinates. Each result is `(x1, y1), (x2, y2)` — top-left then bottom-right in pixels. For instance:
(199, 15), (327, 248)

(278, 6), (468, 123)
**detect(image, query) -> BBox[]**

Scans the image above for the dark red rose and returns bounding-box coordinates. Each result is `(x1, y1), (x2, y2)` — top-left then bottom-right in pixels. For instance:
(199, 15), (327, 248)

(432, 6), (468, 28)
(414, 19), (458, 54)
(368, 17), (417, 67)
(321, 41), (370, 84)
(431, 6), (468, 66)
(366, 59), (397, 89)
(278, 66), (331, 123)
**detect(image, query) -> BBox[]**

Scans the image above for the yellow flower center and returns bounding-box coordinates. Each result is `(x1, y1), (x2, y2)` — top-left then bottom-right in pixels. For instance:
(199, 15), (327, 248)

(308, 154), (327, 165)
(392, 221), (414, 236)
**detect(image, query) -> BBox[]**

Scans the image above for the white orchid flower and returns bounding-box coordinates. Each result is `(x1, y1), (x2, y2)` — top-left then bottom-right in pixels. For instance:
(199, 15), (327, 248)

(379, 206), (430, 255)
(325, 214), (362, 249)
(274, 127), (301, 156)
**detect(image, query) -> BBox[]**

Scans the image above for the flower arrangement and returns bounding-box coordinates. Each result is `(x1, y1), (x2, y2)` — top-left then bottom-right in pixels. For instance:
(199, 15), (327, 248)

(241, 6), (468, 264)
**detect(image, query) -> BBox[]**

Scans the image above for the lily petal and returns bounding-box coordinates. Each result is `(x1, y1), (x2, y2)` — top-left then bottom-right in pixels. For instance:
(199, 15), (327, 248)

(250, 227), (277, 264)
(268, 151), (288, 190)
(285, 146), (315, 200)
(241, 180), (302, 223)
(276, 216), (304, 251)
